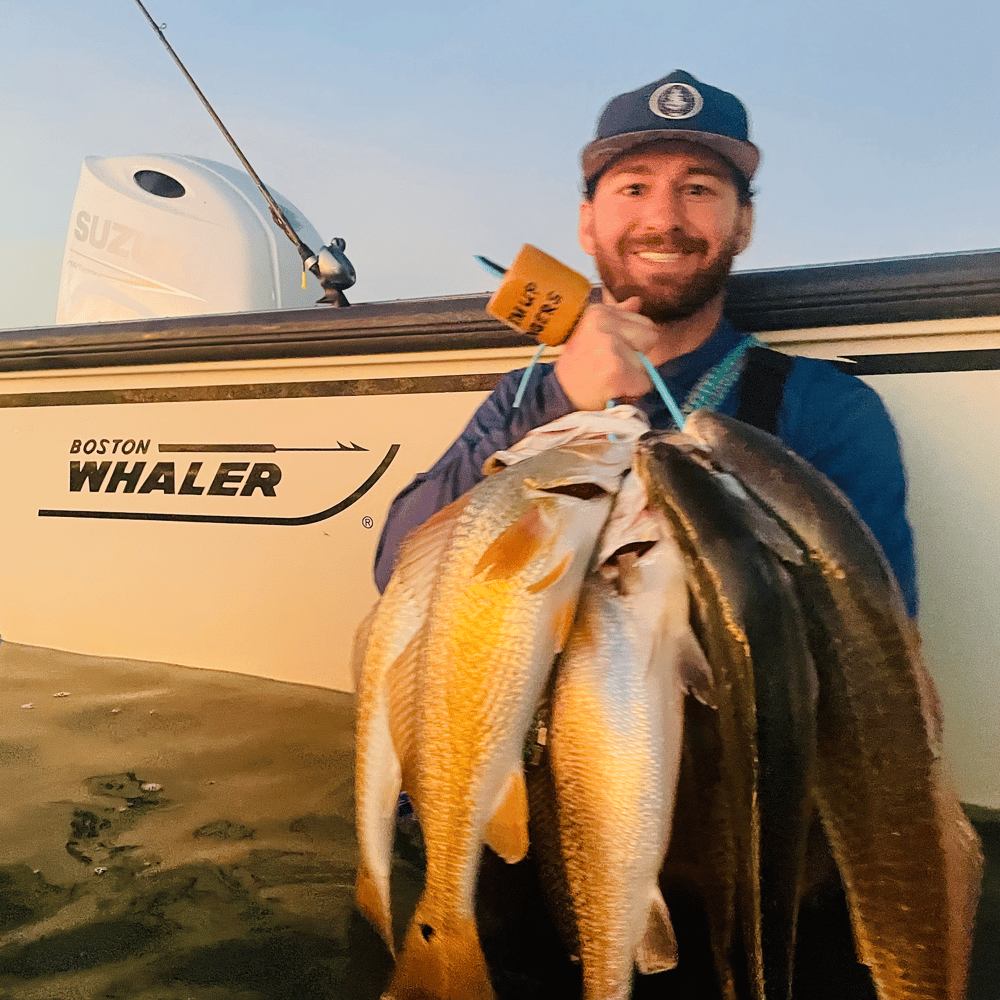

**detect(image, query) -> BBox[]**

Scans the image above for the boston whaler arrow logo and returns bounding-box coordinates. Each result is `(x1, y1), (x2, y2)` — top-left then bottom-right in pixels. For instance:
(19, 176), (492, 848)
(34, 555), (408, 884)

(41, 437), (399, 525)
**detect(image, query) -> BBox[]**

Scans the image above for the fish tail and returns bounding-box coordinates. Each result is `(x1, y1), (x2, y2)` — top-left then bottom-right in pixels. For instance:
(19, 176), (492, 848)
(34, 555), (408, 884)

(353, 703), (401, 954)
(935, 772), (983, 1000)
(355, 859), (394, 954)
(634, 885), (678, 974)
(384, 913), (495, 1000)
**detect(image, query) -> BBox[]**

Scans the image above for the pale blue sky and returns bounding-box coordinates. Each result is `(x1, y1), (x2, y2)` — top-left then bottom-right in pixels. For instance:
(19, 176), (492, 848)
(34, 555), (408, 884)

(2, 0), (998, 329)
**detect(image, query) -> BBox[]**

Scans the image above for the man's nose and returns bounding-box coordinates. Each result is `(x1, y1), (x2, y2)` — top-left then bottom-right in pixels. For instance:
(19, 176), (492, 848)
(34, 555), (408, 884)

(641, 189), (684, 232)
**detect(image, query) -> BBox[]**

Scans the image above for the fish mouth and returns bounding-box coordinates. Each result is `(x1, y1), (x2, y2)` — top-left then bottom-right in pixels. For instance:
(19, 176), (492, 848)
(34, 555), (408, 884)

(636, 429), (708, 456)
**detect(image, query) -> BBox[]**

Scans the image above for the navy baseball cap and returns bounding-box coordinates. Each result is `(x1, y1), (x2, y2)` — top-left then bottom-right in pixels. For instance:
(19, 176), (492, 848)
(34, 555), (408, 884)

(581, 70), (760, 185)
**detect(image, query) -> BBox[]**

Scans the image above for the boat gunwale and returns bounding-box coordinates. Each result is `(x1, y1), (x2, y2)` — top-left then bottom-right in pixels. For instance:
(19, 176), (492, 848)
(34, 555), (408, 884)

(2, 249), (999, 372)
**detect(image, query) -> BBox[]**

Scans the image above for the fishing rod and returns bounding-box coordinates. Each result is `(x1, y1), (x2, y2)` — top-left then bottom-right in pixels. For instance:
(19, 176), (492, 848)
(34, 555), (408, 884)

(132, 0), (355, 305)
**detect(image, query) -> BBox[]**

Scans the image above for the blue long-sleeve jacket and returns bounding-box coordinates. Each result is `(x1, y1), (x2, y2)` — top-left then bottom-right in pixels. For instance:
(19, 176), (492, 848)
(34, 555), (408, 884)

(373, 318), (917, 617)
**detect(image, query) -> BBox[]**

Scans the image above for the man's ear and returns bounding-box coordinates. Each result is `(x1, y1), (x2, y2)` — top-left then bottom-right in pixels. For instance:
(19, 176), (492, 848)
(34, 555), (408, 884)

(578, 199), (596, 257)
(734, 203), (754, 254)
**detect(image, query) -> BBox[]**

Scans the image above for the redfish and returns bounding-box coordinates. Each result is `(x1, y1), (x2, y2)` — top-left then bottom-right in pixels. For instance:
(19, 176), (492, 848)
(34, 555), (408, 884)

(537, 471), (712, 1000)
(354, 408), (649, 999)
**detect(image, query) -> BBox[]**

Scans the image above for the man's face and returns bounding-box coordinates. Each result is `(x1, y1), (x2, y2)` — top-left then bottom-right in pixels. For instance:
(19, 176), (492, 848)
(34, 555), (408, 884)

(579, 143), (753, 323)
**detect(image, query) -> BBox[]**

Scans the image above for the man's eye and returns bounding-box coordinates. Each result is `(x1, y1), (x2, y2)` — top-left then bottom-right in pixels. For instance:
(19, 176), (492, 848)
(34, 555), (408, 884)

(686, 183), (715, 197)
(620, 183), (646, 196)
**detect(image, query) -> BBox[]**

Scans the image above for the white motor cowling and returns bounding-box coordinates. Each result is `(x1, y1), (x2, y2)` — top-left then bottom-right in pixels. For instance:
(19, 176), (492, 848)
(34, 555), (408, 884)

(56, 153), (328, 324)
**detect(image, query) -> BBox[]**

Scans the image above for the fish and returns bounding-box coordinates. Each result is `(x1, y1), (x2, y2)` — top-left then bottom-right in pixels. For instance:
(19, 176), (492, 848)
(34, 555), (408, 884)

(355, 407), (650, 1000)
(353, 493), (472, 952)
(681, 409), (984, 1000)
(635, 431), (817, 1000)
(534, 471), (713, 1000)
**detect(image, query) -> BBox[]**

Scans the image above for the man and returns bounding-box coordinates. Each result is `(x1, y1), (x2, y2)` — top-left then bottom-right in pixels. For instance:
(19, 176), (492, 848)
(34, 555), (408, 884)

(373, 69), (917, 620)
(370, 72), (929, 997)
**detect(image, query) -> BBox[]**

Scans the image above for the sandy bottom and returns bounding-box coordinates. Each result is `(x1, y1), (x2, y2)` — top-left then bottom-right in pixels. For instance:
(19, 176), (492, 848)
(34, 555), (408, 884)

(0, 641), (419, 1000)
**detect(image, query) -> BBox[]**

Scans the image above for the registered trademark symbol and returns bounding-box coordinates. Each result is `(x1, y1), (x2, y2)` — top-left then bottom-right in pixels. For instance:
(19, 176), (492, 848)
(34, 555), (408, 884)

(362, 516), (374, 529)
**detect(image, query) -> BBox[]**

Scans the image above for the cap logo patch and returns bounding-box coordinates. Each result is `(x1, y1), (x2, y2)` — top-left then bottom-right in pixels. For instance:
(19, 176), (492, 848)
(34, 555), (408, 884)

(649, 82), (703, 120)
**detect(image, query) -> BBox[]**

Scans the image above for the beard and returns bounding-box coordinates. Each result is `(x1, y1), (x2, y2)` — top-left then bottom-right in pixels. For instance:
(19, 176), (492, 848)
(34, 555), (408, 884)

(593, 228), (740, 323)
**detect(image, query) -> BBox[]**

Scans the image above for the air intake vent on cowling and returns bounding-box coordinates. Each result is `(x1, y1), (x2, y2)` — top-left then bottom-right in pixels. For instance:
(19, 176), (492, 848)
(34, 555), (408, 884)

(133, 170), (186, 198)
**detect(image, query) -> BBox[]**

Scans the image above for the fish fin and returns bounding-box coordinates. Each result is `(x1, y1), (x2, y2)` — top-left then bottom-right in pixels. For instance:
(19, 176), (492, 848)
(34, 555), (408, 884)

(353, 750), (400, 954)
(728, 486), (804, 565)
(677, 631), (716, 708)
(484, 765), (530, 863)
(635, 885), (678, 974)
(474, 502), (558, 581)
(355, 859), (395, 956)
(354, 691), (402, 955)
(386, 629), (424, 784)
(349, 602), (379, 692)
(526, 551), (573, 593)
(403, 488), (469, 561)
(388, 912), (495, 1000)
(389, 489), (470, 608)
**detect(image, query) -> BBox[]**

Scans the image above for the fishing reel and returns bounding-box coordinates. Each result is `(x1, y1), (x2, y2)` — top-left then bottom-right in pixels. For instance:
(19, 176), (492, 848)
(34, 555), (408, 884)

(305, 237), (357, 307)
(135, 1), (357, 310)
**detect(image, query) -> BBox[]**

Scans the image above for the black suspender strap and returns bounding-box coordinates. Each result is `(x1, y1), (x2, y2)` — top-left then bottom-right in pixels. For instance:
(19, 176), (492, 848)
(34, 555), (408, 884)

(735, 346), (796, 435)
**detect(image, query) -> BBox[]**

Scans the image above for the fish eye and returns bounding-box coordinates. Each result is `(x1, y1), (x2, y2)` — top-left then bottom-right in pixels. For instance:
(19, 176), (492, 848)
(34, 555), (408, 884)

(526, 480), (610, 500)
(609, 540), (656, 561)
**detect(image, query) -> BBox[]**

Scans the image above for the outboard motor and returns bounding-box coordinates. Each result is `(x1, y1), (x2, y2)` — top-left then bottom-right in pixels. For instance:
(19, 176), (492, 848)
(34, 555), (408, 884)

(56, 153), (338, 324)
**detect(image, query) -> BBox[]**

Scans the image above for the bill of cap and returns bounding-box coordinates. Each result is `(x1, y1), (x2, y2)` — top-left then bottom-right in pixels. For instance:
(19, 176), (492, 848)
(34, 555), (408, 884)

(582, 130), (760, 186)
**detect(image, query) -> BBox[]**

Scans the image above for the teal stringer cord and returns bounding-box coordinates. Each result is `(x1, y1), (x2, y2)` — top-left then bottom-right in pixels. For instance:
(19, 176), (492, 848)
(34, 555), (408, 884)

(643, 335), (759, 429)
(513, 335), (756, 429)
(514, 342), (684, 431)
(637, 354), (686, 429)
(512, 343), (548, 408)
(513, 343), (682, 421)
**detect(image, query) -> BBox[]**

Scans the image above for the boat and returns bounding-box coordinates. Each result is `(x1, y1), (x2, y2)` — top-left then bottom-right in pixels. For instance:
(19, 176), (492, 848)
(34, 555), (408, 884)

(2, 209), (998, 811)
(1, 144), (998, 810)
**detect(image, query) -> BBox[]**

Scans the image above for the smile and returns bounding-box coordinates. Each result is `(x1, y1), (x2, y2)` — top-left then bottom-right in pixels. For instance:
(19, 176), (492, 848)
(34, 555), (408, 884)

(635, 251), (685, 263)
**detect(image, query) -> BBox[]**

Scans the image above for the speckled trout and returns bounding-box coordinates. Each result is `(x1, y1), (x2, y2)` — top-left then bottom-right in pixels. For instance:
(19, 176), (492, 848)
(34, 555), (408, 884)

(354, 407), (650, 1000)
(534, 472), (712, 1000)
(635, 431), (817, 1000)
(682, 409), (983, 1000)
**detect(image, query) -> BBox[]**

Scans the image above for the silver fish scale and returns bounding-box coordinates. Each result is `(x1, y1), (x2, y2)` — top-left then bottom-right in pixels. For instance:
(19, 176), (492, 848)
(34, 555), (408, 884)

(543, 540), (688, 1000)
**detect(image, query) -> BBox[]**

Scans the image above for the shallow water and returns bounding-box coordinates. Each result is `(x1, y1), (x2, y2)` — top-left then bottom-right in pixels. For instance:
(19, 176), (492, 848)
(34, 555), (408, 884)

(0, 641), (415, 1000)
(1, 642), (995, 1000)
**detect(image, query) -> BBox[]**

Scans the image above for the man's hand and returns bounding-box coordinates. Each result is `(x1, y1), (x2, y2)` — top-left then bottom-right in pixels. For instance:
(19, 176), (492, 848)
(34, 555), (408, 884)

(553, 297), (661, 410)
